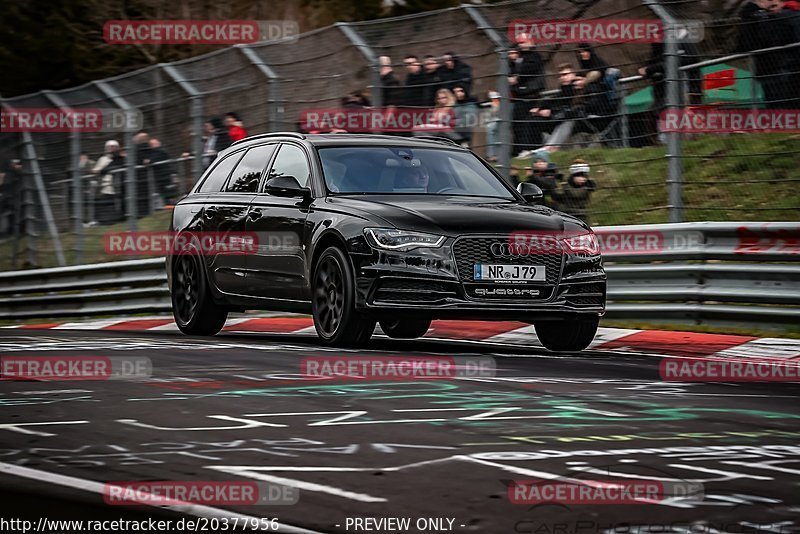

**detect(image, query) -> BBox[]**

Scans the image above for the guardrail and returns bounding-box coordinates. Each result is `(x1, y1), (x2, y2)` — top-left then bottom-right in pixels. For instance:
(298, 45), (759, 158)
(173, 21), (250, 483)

(1, 223), (798, 326)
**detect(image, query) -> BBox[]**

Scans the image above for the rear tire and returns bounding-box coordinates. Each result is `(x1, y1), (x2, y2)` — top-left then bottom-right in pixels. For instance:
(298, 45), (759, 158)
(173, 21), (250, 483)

(312, 247), (375, 346)
(534, 316), (599, 352)
(379, 318), (431, 339)
(171, 253), (228, 336)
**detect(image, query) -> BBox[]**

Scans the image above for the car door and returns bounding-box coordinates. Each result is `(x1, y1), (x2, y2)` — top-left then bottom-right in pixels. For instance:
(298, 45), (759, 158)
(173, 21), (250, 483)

(245, 142), (313, 300)
(205, 143), (277, 296)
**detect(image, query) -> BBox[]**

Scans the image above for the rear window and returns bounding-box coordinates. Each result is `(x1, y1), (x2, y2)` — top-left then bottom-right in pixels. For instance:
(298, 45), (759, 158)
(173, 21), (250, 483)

(198, 151), (243, 193)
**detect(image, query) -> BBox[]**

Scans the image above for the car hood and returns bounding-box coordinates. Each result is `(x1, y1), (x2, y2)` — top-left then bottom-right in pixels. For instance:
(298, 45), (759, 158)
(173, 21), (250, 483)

(325, 195), (587, 236)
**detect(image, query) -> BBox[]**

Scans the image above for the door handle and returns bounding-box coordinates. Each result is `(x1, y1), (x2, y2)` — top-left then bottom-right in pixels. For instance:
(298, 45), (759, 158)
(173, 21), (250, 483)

(247, 210), (262, 222)
(204, 207), (217, 218)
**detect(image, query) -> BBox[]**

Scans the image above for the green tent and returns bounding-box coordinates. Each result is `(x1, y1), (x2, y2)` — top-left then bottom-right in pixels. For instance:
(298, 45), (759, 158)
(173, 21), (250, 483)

(623, 63), (765, 114)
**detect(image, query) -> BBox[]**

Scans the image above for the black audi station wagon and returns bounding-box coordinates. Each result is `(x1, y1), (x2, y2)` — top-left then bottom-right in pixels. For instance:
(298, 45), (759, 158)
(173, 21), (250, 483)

(167, 133), (606, 351)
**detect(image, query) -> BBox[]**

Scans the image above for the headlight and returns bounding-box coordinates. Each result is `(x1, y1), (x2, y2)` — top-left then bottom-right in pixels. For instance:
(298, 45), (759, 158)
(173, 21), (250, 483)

(561, 232), (600, 256)
(364, 228), (445, 251)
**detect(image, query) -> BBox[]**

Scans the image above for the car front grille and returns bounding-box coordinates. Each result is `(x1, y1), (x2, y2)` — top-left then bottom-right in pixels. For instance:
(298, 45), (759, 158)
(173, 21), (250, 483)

(452, 236), (564, 284)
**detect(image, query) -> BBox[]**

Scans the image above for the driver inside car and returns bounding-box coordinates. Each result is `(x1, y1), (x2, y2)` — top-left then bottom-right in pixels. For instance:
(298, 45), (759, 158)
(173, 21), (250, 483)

(394, 160), (430, 191)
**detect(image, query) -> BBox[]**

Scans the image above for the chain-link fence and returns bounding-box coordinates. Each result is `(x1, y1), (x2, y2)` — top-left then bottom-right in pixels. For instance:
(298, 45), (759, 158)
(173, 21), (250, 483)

(1, 0), (798, 270)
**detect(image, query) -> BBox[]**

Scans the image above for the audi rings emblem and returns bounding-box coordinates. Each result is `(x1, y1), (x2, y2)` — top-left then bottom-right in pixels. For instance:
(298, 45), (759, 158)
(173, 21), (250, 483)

(490, 243), (525, 258)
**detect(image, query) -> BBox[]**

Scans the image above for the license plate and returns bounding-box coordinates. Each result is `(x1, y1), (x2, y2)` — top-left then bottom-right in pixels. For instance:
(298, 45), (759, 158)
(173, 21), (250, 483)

(474, 264), (545, 282)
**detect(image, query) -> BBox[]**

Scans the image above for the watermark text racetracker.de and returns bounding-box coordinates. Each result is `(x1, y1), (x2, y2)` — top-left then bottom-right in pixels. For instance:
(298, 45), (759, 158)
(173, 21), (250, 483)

(301, 107), (456, 133)
(0, 356), (151, 381)
(661, 109), (800, 134)
(103, 231), (276, 256)
(103, 20), (298, 45)
(103, 480), (298, 506)
(507, 229), (702, 256)
(661, 357), (800, 382)
(0, 108), (143, 132)
(508, 19), (703, 44)
(301, 356), (496, 381)
(508, 478), (703, 505)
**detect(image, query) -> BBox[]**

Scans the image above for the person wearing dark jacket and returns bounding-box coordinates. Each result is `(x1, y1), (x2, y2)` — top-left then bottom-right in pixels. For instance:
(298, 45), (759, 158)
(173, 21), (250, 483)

(553, 159), (596, 223)
(637, 42), (702, 144)
(402, 55), (428, 108)
(524, 151), (561, 209)
(777, 0), (800, 107)
(379, 56), (403, 107)
(420, 55), (445, 106)
(736, 0), (797, 108)
(147, 138), (174, 203)
(528, 63), (587, 150)
(577, 43), (619, 107)
(511, 37), (547, 156)
(202, 118), (232, 170)
(440, 52), (473, 95)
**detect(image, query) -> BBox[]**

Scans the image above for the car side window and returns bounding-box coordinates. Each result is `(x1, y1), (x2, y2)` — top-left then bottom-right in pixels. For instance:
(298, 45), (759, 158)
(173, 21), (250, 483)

(198, 151), (243, 192)
(225, 144), (276, 193)
(265, 144), (311, 190)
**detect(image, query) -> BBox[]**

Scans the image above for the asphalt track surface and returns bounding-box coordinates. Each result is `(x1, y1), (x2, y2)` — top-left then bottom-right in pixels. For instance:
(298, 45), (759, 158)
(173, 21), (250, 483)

(1, 327), (800, 534)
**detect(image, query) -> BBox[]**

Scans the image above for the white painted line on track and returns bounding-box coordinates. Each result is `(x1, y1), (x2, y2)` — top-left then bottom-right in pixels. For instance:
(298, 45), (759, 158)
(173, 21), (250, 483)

(0, 462), (323, 534)
(715, 337), (800, 360)
(55, 320), (131, 330)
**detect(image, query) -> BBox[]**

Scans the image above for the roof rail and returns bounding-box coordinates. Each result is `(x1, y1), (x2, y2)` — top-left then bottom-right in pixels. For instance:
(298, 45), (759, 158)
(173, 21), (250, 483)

(231, 132), (306, 146)
(412, 135), (461, 146)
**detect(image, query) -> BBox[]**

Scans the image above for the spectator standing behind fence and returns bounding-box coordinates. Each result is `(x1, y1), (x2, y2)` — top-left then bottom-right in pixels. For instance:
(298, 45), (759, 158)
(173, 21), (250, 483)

(202, 118), (232, 169)
(452, 86), (479, 147)
(638, 42), (702, 143)
(736, 0), (799, 109)
(554, 159), (596, 223)
(577, 44), (620, 107)
(524, 151), (561, 209)
(379, 56), (403, 107)
(403, 55), (428, 108)
(510, 37), (546, 157)
(776, 0), (800, 107)
(421, 55), (445, 106)
(148, 138), (173, 204)
(0, 159), (23, 236)
(440, 52), (473, 95)
(528, 63), (585, 152)
(342, 91), (371, 108)
(91, 140), (125, 225)
(225, 112), (248, 142)
(484, 90), (501, 162)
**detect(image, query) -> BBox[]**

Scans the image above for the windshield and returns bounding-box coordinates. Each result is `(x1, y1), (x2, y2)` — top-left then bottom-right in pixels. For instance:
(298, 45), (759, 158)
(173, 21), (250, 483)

(317, 146), (515, 199)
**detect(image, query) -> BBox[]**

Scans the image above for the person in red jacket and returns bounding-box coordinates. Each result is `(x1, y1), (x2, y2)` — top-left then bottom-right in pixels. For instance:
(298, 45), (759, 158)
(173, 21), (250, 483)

(224, 112), (248, 142)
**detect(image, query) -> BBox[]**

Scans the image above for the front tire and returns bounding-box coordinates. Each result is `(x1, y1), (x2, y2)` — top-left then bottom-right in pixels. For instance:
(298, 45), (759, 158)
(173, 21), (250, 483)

(312, 247), (375, 346)
(534, 316), (599, 352)
(171, 254), (228, 336)
(379, 318), (431, 339)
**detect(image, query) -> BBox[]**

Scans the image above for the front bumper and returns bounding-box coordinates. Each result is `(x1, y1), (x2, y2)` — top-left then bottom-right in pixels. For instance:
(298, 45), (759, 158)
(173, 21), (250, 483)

(351, 236), (606, 321)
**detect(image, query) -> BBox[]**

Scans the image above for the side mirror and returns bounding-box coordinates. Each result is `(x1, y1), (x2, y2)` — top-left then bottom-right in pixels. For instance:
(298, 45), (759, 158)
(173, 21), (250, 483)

(517, 182), (544, 204)
(264, 175), (311, 198)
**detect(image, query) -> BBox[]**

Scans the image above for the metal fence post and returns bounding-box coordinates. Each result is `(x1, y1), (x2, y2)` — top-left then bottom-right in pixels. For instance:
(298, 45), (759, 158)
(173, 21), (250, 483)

(93, 81), (138, 231)
(619, 83), (630, 148)
(496, 50), (513, 181)
(337, 22), (382, 116)
(749, 54), (758, 111)
(644, 0), (684, 223)
(160, 64), (204, 184)
(238, 45), (282, 132)
(463, 4), (512, 180)
(44, 91), (83, 264)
